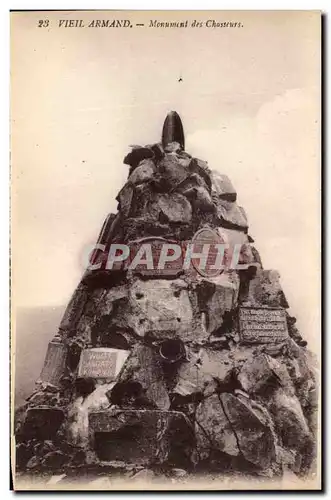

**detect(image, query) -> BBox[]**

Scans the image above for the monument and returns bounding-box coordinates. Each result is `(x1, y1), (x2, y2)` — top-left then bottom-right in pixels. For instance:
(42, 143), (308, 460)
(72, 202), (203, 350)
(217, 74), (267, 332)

(15, 112), (318, 482)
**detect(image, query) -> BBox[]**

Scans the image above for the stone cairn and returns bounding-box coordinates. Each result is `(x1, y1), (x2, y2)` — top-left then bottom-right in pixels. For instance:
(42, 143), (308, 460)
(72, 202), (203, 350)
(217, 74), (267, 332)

(15, 112), (318, 481)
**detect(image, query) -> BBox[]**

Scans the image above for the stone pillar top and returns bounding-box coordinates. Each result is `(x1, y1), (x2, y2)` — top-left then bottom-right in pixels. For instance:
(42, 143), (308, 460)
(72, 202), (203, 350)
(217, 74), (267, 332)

(162, 111), (185, 150)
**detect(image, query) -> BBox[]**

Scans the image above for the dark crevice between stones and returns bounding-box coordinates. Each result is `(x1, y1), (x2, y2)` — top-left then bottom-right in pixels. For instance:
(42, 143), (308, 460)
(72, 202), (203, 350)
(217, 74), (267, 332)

(91, 317), (130, 350)
(94, 425), (143, 462)
(238, 266), (259, 304)
(82, 270), (128, 290)
(74, 378), (96, 399)
(107, 381), (156, 409)
(214, 372), (242, 395)
(170, 393), (203, 421)
(212, 310), (236, 337)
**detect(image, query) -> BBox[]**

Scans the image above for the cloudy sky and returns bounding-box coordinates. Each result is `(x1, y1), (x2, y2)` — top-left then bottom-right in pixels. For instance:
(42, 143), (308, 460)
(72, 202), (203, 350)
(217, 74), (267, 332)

(11, 11), (320, 348)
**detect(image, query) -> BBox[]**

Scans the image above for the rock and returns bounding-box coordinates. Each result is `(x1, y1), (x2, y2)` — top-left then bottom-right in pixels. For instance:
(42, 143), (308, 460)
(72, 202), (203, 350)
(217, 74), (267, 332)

(122, 217), (194, 243)
(26, 389), (60, 408)
(164, 141), (182, 153)
(207, 335), (229, 349)
(116, 184), (134, 217)
(59, 283), (89, 334)
(88, 409), (192, 466)
(128, 159), (155, 185)
(238, 353), (294, 396)
(21, 407), (65, 440)
(124, 146), (154, 170)
(267, 387), (312, 449)
(210, 171), (237, 202)
(131, 468), (156, 481)
(195, 186), (214, 210)
(198, 348), (234, 384)
(196, 272), (240, 334)
(216, 200), (248, 231)
(195, 394), (240, 458)
(220, 393), (276, 469)
(216, 227), (255, 270)
(177, 172), (208, 192)
(177, 173), (214, 212)
(130, 182), (153, 218)
(172, 349), (217, 398)
(98, 285), (129, 315)
(189, 158), (212, 190)
(263, 342), (288, 357)
(234, 388), (250, 399)
(42, 450), (67, 469)
(155, 193), (192, 223)
(158, 154), (189, 187)
(26, 455), (40, 470)
(95, 213), (117, 248)
(251, 245), (263, 268)
(128, 279), (194, 340)
(115, 345), (170, 410)
(16, 442), (34, 469)
(171, 468), (188, 478)
(148, 143), (164, 161)
(247, 269), (289, 308)
(91, 321), (133, 350)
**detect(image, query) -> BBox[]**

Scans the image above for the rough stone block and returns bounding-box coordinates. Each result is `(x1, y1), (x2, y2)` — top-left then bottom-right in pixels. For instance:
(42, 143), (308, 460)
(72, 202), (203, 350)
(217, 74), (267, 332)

(39, 341), (67, 387)
(128, 279), (194, 340)
(88, 409), (192, 466)
(220, 393), (276, 469)
(195, 394), (239, 458)
(116, 345), (170, 410)
(124, 146), (154, 169)
(158, 155), (190, 187)
(164, 141), (182, 153)
(189, 158), (212, 190)
(216, 227), (255, 267)
(247, 269), (289, 308)
(21, 407), (65, 440)
(173, 347), (233, 398)
(59, 284), (89, 333)
(128, 159), (155, 185)
(211, 171), (237, 201)
(116, 184), (134, 217)
(152, 193), (192, 223)
(196, 272), (240, 334)
(267, 387), (312, 449)
(238, 353), (293, 395)
(216, 200), (248, 231)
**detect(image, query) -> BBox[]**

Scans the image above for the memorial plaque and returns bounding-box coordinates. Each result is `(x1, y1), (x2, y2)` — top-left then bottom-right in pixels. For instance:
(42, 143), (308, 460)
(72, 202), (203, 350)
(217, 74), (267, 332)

(191, 227), (225, 278)
(39, 341), (67, 386)
(78, 348), (129, 379)
(126, 237), (184, 278)
(238, 307), (289, 344)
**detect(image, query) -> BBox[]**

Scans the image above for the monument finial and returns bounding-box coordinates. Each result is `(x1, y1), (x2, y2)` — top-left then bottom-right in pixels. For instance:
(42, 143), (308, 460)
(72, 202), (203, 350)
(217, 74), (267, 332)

(162, 111), (185, 150)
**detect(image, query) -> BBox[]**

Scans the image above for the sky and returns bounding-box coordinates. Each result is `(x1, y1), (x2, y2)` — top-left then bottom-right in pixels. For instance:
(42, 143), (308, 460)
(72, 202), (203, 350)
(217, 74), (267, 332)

(11, 11), (320, 349)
